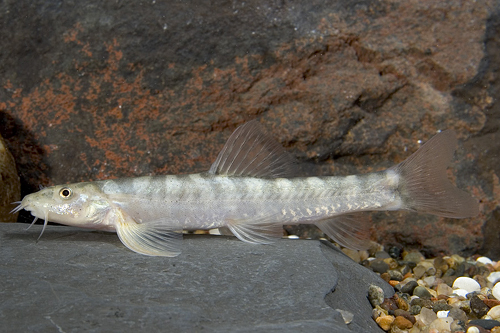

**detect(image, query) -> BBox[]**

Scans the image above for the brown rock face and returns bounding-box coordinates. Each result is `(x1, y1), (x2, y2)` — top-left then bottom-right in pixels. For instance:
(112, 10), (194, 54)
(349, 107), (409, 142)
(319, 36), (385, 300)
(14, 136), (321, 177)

(0, 135), (20, 222)
(0, 0), (498, 257)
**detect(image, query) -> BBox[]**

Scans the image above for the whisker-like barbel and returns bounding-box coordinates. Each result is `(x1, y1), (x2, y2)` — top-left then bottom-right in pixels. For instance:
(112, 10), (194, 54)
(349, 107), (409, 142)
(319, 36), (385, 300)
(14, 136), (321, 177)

(15, 120), (479, 257)
(10, 202), (25, 215)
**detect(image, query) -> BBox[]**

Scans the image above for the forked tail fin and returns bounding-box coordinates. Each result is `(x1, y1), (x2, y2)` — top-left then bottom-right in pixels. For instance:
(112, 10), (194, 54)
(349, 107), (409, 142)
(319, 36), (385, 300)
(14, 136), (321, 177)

(392, 130), (479, 218)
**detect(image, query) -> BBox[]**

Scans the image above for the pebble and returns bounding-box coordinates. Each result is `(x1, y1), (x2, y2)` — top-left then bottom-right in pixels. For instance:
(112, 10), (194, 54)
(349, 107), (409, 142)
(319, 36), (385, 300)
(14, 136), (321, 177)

(466, 327), (480, 333)
(368, 284), (385, 307)
(476, 256), (493, 265)
(388, 246), (402, 259)
(493, 282), (500, 300)
(388, 269), (404, 281)
(451, 319), (466, 333)
(453, 277), (481, 293)
(375, 250), (391, 259)
(376, 315), (395, 331)
(448, 307), (468, 323)
(436, 310), (449, 318)
(416, 307), (437, 326)
(413, 265), (427, 279)
(468, 319), (500, 330)
(394, 309), (415, 324)
(436, 283), (453, 296)
(336, 309), (354, 324)
(429, 317), (453, 331)
(342, 248), (361, 263)
(487, 305), (500, 320)
(470, 295), (490, 318)
(371, 259), (390, 274)
(484, 298), (500, 308)
(453, 288), (469, 298)
(403, 251), (424, 264)
(413, 286), (432, 299)
(401, 280), (419, 294)
(394, 315), (413, 329)
(489, 272), (500, 284)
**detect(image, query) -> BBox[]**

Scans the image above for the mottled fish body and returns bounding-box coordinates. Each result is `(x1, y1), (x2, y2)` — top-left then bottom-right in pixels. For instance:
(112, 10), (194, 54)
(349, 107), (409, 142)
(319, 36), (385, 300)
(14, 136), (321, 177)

(13, 121), (479, 256)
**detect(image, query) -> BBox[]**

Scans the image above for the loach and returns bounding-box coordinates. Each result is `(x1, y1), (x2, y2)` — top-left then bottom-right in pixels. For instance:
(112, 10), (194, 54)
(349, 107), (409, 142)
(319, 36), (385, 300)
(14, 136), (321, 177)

(12, 120), (479, 257)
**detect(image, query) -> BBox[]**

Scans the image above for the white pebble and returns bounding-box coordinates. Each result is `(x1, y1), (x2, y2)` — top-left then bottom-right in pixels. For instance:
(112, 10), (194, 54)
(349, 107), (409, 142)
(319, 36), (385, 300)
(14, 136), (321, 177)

(452, 288), (469, 298)
(436, 310), (449, 318)
(493, 282), (500, 300)
(488, 271), (500, 284)
(467, 326), (480, 333)
(487, 305), (500, 320)
(453, 277), (481, 293)
(476, 256), (493, 265)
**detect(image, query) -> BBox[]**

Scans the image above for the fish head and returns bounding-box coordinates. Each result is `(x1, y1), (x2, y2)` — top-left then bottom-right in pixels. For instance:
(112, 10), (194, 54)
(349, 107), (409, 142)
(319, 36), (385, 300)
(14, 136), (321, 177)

(17, 182), (111, 228)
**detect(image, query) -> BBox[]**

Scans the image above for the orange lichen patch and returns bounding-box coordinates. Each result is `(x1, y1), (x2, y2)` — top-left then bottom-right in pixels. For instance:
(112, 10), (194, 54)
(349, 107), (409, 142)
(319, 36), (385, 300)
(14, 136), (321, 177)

(63, 22), (84, 43)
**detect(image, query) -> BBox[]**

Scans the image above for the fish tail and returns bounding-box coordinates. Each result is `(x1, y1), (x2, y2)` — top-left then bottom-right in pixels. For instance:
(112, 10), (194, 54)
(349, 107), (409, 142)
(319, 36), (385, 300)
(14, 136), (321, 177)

(393, 130), (479, 218)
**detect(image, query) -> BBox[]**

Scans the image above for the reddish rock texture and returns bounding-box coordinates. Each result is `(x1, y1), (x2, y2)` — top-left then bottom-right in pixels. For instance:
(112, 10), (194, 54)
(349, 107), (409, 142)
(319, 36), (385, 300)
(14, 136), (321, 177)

(0, 134), (20, 222)
(0, 0), (498, 257)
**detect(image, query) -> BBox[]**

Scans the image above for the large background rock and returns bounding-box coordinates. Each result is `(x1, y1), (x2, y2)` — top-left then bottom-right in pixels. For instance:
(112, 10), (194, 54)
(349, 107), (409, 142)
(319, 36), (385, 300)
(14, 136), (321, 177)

(0, 0), (499, 257)
(0, 224), (394, 332)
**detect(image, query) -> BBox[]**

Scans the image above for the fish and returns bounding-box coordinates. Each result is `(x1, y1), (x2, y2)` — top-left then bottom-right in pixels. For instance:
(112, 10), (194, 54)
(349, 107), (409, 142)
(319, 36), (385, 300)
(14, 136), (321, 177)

(12, 120), (479, 256)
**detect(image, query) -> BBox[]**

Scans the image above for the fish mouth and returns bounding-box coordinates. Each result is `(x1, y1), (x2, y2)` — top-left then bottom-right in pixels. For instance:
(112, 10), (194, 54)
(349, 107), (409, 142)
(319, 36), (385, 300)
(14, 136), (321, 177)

(10, 201), (49, 241)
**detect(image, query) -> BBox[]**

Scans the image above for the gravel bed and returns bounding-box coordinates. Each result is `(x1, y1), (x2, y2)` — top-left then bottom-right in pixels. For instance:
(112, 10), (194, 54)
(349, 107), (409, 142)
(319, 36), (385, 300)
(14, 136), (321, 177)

(341, 245), (500, 333)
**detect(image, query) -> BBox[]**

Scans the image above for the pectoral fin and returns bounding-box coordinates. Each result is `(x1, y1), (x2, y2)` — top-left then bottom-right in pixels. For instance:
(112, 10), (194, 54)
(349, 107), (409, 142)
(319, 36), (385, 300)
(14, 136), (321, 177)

(227, 217), (283, 244)
(315, 214), (371, 250)
(107, 209), (182, 257)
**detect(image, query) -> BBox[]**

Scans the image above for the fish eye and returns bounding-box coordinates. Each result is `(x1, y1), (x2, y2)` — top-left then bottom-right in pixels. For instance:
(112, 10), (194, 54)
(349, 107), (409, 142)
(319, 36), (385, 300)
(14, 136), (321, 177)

(59, 187), (73, 199)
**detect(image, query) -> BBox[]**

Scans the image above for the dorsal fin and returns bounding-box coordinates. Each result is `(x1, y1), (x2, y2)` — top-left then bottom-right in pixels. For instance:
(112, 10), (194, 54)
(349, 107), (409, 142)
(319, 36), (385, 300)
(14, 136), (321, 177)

(208, 120), (297, 178)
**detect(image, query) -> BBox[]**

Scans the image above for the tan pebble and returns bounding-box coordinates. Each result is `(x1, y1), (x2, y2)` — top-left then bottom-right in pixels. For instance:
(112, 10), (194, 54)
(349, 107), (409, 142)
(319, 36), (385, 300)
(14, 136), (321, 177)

(342, 248), (361, 263)
(384, 258), (398, 270)
(429, 317), (453, 331)
(396, 297), (409, 311)
(394, 315), (413, 329)
(451, 254), (465, 266)
(376, 315), (395, 331)
(447, 296), (464, 306)
(491, 326), (500, 333)
(487, 305), (500, 320)
(380, 272), (391, 282)
(408, 327), (421, 333)
(434, 257), (449, 273)
(372, 307), (384, 320)
(359, 250), (369, 261)
(480, 287), (492, 299)
(475, 275), (488, 288)
(437, 283), (453, 296)
(493, 261), (500, 271)
(413, 265), (426, 279)
(389, 327), (406, 333)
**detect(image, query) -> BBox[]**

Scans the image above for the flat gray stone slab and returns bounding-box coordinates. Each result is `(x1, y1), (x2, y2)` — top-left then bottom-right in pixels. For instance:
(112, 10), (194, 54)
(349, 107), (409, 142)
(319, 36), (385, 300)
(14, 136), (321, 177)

(0, 224), (393, 332)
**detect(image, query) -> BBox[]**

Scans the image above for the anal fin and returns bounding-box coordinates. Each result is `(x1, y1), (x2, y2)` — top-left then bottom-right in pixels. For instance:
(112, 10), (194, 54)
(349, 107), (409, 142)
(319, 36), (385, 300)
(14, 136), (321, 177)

(107, 209), (183, 257)
(315, 214), (371, 250)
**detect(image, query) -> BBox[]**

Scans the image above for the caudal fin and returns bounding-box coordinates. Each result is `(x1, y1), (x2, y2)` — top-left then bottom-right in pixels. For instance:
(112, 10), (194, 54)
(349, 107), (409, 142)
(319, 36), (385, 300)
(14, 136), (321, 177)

(393, 130), (479, 218)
